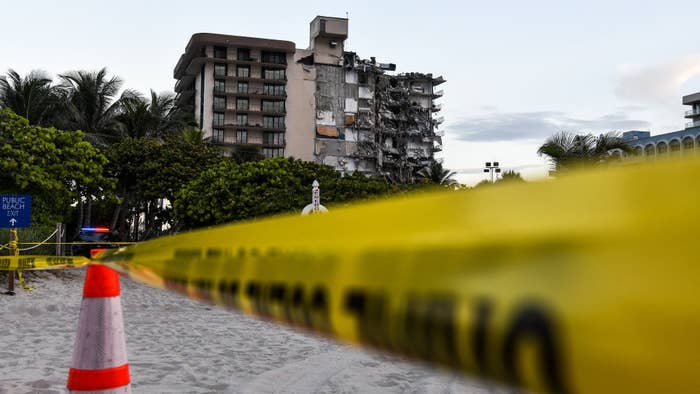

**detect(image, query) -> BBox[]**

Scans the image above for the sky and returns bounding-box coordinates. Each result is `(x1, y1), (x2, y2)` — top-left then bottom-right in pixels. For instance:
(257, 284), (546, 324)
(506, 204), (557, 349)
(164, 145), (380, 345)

(1, 0), (699, 185)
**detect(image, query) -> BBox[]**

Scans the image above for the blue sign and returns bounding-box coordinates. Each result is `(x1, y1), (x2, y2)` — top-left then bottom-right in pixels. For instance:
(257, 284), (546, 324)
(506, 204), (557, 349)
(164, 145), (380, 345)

(0, 195), (32, 228)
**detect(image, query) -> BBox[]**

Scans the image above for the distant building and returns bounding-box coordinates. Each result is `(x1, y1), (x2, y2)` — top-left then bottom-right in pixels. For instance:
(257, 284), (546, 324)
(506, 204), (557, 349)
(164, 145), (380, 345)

(173, 16), (445, 181)
(622, 92), (700, 156)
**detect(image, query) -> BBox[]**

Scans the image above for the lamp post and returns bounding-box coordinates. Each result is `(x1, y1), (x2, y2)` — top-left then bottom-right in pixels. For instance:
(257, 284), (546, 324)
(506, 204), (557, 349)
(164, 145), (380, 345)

(483, 162), (501, 183)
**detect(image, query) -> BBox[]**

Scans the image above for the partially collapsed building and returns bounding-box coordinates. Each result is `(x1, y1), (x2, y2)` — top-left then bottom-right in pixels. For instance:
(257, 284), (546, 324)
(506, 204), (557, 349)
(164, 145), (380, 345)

(174, 15), (445, 182)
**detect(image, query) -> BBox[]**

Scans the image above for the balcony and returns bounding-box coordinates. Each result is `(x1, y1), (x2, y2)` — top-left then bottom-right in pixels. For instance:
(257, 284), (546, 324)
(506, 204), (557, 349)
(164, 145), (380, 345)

(685, 108), (700, 118)
(224, 75), (287, 84)
(225, 89), (288, 100)
(223, 122), (285, 132)
(686, 121), (700, 129)
(432, 90), (444, 98)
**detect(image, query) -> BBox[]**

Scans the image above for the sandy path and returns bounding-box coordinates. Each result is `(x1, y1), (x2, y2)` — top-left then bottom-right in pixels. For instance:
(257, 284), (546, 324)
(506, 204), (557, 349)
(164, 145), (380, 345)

(0, 269), (506, 393)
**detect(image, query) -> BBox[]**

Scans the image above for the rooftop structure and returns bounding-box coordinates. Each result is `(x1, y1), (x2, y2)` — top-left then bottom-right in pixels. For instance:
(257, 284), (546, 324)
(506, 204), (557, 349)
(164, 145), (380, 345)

(683, 92), (700, 129)
(622, 92), (700, 156)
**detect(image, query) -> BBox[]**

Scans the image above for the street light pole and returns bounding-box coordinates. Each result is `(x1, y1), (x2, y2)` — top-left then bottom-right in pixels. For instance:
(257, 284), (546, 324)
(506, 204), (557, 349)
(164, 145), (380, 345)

(483, 162), (501, 183)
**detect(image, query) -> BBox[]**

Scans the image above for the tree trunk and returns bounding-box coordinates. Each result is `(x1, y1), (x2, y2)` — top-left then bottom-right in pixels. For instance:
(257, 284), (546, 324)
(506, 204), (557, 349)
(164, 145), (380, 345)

(110, 204), (121, 231)
(74, 199), (84, 239)
(133, 209), (140, 242)
(83, 198), (92, 227)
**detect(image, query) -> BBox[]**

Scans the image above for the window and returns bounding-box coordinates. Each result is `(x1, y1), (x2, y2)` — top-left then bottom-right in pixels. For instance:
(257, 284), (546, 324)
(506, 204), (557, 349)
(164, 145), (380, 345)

(262, 100), (285, 113)
(320, 19), (326, 33)
(261, 51), (286, 65)
(237, 66), (250, 78)
(263, 116), (285, 129)
(263, 68), (285, 80)
(263, 84), (285, 96)
(213, 96), (226, 110)
(237, 82), (248, 93)
(212, 128), (224, 142)
(264, 132), (284, 145)
(263, 148), (284, 158)
(358, 72), (368, 84)
(236, 114), (248, 126)
(236, 98), (249, 111)
(213, 112), (225, 127)
(214, 63), (227, 77)
(237, 48), (250, 61)
(214, 79), (226, 94)
(236, 130), (248, 143)
(214, 46), (227, 59)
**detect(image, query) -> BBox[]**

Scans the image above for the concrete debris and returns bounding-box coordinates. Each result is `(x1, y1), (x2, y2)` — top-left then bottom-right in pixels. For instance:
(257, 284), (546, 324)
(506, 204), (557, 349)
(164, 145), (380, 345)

(313, 51), (444, 183)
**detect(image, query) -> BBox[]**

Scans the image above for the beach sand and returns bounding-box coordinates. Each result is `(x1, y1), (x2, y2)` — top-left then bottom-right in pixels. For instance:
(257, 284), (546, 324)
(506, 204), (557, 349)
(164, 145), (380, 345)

(0, 269), (506, 393)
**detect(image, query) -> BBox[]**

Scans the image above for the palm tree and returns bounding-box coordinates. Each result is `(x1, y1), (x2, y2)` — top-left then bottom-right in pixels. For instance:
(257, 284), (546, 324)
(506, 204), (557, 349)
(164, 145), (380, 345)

(116, 90), (184, 138)
(146, 90), (183, 137)
(0, 69), (58, 125)
(181, 126), (205, 144)
(57, 68), (137, 145)
(537, 131), (632, 173)
(417, 161), (457, 185)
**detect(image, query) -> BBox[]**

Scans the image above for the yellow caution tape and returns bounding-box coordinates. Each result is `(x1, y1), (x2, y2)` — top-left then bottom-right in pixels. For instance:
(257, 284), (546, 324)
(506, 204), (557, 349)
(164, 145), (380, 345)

(91, 157), (697, 393)
(0, 256), (89, 270)
(17, 271), (34, 291)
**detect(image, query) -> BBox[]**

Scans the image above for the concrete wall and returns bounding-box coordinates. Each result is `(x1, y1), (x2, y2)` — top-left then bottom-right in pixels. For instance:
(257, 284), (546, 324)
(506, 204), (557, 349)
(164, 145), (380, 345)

(194, 72), (201, 130)
(201, 61), (214, 138)
(285, 50), (316, 161)
(312, 36), (345, 65)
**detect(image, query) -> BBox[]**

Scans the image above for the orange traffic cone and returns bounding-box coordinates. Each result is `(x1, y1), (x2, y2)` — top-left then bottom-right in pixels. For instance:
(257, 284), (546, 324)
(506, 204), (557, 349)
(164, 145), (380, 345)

(67, 264), (131, 392)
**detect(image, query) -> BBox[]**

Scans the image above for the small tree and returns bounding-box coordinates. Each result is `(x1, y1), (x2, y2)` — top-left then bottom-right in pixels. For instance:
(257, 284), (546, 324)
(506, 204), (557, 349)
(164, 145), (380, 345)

(499, 170), (524, 182)
(537, 131), (632, 173)
(417, 162), (457, 185)
(0, 109), (115, 230)
(105, 135), (223, 240)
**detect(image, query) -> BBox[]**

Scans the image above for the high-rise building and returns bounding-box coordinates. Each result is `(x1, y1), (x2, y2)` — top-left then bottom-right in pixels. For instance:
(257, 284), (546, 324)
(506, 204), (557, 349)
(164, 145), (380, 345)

(174, 16), (445, 181)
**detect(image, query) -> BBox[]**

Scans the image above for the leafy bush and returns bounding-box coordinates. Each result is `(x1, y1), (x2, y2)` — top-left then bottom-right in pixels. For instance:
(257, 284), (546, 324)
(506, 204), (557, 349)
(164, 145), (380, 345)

(174, 157), (393, 229)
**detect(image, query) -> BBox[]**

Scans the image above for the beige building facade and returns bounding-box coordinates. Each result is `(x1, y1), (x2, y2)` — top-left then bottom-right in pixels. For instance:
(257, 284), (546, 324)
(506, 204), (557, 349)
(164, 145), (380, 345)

(174, 16), (445, 181)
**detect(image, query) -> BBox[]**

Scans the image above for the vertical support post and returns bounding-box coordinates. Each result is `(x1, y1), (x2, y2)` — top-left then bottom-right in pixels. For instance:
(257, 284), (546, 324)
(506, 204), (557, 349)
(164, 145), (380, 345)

(5, 229), (18, 295)
(56, 223), (63, 257)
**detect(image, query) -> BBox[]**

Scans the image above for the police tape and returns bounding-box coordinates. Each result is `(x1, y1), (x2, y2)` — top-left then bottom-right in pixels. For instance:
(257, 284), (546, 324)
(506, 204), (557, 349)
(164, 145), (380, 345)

(0, 255), (89, 270)
(89, 157), (699, 394)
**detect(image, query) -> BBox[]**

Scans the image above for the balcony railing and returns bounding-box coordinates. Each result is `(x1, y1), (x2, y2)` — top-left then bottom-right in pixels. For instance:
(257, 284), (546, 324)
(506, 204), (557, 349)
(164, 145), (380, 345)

(685, 108), (700, 117)
(686, 121), (700, 129)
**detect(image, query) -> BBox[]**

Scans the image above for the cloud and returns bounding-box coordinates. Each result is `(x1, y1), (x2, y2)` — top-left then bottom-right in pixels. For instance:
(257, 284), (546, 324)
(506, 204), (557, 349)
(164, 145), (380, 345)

(446, 111), (650, 142)
(616, 54), (700, 105)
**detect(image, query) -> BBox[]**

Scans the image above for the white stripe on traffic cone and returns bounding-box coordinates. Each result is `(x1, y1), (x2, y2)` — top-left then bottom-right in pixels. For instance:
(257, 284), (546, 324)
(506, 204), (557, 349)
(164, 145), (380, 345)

(67, 264), (131, 393)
